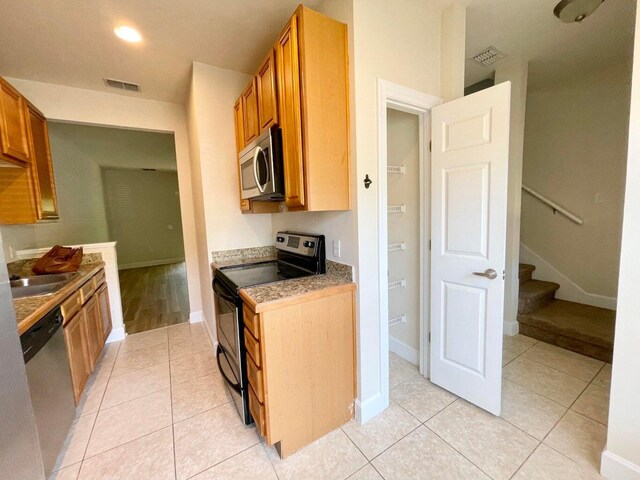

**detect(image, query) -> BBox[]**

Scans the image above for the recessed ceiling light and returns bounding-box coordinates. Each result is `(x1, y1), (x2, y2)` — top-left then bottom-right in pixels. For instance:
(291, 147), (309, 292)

(114, 25), (142, 43)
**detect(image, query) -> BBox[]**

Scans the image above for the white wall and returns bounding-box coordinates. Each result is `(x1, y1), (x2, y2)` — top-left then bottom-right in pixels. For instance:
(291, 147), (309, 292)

(495, 59), (529, 335)
(387, 109), (420, 357)
(0, 122), (110, 255)
(601, 6), (640, 478)
(102, 168), (185, 269)
(188, 63), (273, 332)
(0, 78), (204, 320)
(521, 63), (631, 299)
(351, 0), (444, 422)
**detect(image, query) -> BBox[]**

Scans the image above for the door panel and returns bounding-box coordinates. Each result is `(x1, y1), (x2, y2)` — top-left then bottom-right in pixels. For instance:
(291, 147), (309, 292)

(242, 79), (259, 146)
(0, 78), (30, 164)
(257, 49), (278, 132)
(276, 15), (305, 208)
(430, 82), (511, 415)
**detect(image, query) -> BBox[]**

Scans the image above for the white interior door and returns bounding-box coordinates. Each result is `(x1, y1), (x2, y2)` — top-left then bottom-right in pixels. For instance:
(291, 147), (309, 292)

(430, 82), (511, 415)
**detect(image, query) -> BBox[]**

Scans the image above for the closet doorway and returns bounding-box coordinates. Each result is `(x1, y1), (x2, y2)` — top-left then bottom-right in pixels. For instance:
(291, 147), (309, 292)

(377, 80), (440, 395)
(386, 109), (425, 369)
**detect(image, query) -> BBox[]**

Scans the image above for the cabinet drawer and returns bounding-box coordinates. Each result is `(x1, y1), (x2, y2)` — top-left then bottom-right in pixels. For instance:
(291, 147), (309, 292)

(246, 353), (264, 403)
(94, 269), (106, 288)
(244, 328), (261, 367)
(243, 303), (260, 339)
(79, 279), (96, 304)
(249, 385), (265, 437)
(60, 291), (82, 324)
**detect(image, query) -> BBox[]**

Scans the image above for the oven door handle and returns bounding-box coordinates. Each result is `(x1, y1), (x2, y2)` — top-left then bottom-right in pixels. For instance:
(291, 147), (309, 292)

(212, 277), (236, 304)
(216, 345), (241, 394)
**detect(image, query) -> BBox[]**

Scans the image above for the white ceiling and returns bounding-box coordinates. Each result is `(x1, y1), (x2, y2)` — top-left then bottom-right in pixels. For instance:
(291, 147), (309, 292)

(464, 0), (636, 89)
(0, 0), (321, 104)
(49, 122), (177, 171)
(0, 1), (634, 103)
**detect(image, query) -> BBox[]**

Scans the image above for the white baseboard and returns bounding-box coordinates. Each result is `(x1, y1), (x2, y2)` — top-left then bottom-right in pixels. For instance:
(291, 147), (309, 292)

(118, 258), (185, 270)
(106, 326), (126, 343)
(189, 311), (203, 324)
(503, 320), (519, 336)
(355, 392), (388, 424)
(389, 335), (419, 365)
(520, 243), (617, 310)
(601, 450), (640, 479)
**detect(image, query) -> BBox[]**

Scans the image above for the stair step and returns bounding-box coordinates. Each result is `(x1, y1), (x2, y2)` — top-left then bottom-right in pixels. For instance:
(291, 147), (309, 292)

(518, 299), (615, 362)
(518, 280), (559, 314)
(518, 263), (536, 285)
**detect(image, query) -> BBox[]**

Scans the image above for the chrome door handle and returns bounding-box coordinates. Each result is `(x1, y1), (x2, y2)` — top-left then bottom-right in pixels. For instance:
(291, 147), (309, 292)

(473, 269), (498, 280)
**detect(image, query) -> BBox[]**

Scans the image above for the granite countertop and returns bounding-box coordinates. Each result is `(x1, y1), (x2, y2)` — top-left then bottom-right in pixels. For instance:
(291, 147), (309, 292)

(12, 262), (105, 335)
(211, 245), (355, 310)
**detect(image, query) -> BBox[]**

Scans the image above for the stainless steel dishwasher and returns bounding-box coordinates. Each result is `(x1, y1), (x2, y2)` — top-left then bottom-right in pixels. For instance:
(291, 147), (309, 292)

(21, 306), (76, 477)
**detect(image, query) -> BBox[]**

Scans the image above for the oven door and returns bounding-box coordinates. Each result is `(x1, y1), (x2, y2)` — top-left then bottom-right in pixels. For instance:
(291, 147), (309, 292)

(212, 278), (242, 378)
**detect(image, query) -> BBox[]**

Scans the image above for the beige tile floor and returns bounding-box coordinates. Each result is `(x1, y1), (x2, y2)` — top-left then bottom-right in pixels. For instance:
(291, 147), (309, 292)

(50, 326), (610, 480)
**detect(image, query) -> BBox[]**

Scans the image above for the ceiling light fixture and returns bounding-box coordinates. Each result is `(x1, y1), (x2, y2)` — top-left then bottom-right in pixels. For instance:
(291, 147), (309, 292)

(554, 0), (605, 23)
(114, 25), (142, 43)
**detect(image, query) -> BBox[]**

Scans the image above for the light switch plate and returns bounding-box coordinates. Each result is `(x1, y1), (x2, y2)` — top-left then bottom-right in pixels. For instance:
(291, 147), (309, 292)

(333, 240), (341, 258)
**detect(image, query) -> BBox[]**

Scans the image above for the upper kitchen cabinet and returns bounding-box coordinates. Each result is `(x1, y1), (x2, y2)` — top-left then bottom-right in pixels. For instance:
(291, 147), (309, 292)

(276, 6), (350, 211)
(25, 101), (59, 219)
(0, 75), (59, 224)
(256, 49), (278, 132)
(0, 77), (31, 166)
(241, 78), (260, 146)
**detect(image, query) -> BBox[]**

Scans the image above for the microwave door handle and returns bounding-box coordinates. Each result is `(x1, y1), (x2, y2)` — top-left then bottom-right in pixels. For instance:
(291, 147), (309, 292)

(253, 146), (267, 193)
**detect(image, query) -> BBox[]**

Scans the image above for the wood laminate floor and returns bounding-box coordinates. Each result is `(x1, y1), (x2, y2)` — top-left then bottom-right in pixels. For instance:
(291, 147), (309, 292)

(118, 262), (190, 334)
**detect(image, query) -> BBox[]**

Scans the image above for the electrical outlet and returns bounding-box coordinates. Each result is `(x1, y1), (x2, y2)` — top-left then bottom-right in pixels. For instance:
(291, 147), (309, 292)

(333, 240), (341, 258)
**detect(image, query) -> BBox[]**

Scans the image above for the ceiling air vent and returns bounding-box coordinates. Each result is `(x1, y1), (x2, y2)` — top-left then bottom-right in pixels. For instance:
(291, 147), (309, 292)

(472, 46), (506, 67)
(103, 78), (140, 92)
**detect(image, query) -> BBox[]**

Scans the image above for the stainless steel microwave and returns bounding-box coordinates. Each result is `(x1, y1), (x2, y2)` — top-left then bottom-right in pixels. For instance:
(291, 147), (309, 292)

(239, 126), (284, 201)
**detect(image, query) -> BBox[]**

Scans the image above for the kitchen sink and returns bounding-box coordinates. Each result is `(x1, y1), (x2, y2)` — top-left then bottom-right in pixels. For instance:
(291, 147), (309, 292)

(10, 272), (79, 299)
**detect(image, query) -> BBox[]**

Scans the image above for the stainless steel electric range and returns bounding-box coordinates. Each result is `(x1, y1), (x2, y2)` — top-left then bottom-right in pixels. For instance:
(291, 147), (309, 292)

(212, 232), (326, 424)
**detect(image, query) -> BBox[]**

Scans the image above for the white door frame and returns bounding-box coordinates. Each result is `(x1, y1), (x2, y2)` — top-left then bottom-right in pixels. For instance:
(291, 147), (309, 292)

(377, 79), (442, 407)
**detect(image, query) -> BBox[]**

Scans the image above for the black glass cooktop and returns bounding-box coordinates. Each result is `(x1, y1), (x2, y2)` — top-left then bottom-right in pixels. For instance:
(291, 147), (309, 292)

(219, 261), (312, 289)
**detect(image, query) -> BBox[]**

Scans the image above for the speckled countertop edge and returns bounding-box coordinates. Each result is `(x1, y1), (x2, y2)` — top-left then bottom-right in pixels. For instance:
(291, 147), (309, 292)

(210, 245), (355, 305)
(13, 263), (105, 335)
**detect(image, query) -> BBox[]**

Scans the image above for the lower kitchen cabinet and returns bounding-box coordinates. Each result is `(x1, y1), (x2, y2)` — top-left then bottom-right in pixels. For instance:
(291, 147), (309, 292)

(64, 309), (91, 404)
(240, 283), (356, 458)
(84, 295), (103, 370)
(97, 284), (112, 341)
(61, 268), (112, 404)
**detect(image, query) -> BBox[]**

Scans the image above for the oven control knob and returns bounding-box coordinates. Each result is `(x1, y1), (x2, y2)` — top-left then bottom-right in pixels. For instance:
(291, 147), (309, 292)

(303, 241), (315, 248)
(277, 237), (285, 243)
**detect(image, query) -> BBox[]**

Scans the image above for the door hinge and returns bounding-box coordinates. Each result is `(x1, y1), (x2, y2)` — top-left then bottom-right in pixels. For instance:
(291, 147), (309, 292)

(429, 239), (431, 250)
(428, 332), (431, 343)
(429, 140), (432, 152)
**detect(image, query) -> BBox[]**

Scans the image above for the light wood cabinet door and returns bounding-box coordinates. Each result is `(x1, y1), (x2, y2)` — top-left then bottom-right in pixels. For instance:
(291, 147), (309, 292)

(234, 98), (252, 212)
(84, 296), (103, 369)
(276, 15), (306, 208)
(25, 102), (59, 219)
(97, 284), (112, 342)
(257, 49), (278, 132)
(0, 77), (30, 165)
(64, 310), (91, 404)
(241, 79), (259, 146)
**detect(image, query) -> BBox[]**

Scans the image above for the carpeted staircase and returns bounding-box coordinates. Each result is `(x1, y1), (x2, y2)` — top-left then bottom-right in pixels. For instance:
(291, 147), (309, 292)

(517, 263), (615, 362)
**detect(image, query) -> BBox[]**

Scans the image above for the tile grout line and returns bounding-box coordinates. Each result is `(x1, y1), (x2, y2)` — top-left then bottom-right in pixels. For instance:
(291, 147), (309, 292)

(167, 335), (178, 480)
(183, 441), (262, 480)
(422, 420), (499, 480)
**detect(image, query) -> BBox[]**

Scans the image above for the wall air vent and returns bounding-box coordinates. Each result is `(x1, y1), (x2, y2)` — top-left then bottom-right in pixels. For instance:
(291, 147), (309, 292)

(103, 78), (140, 92)
(472, 46), (506, 67)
